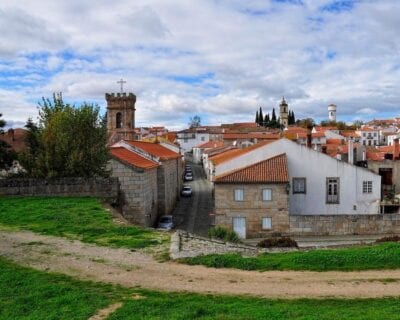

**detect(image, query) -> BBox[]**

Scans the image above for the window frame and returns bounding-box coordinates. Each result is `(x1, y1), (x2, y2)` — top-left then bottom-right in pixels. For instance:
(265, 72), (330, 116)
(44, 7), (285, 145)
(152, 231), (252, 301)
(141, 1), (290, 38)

(234, 188), (244, 202)
(262, 188), (272, 201)
(326, 177), (340, 204)
(363, 181), (373, 193)
(292, 177), (306, 194)
(262, 217), (272, 230)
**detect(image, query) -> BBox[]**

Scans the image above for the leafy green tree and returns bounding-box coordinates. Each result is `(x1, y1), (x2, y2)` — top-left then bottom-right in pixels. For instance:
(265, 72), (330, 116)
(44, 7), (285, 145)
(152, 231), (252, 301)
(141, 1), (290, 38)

(0, 114), (17, 169)
(21, 93), (109, 178)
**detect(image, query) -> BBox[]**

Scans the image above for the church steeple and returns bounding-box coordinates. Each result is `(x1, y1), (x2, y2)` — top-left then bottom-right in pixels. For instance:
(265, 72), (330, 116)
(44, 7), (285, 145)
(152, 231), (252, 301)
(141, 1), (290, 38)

(279, 96), (289, 128)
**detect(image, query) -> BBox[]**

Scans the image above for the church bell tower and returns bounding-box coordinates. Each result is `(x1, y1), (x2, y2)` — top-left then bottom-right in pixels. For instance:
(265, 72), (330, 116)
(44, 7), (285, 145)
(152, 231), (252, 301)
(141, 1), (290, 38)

(279, 97), (289, 128)
(106, 91), (136, 144)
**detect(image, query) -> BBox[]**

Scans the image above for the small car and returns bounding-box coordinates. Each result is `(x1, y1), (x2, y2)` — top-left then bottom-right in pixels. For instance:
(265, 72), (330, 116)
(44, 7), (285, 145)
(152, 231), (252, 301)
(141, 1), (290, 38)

(181, 185), (192, 197)
(157, 215), (174, 230)
(184, 172), (193, 181)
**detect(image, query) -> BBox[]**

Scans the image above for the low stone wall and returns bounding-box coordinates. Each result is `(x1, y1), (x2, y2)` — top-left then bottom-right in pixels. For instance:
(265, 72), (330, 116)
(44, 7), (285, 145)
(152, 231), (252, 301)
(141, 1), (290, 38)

(170, 230), (298, 259)
(290, 214), (400, 236)
(0, 177), (119, 199)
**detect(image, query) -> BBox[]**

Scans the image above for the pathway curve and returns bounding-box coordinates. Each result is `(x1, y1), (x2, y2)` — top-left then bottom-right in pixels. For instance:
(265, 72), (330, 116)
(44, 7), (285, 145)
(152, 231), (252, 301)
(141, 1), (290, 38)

(2, 229), (400, 299)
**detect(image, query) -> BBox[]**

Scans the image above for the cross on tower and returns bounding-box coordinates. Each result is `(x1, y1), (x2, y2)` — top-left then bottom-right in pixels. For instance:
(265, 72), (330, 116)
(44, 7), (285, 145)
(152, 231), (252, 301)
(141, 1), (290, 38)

(117, 78), (127, 93)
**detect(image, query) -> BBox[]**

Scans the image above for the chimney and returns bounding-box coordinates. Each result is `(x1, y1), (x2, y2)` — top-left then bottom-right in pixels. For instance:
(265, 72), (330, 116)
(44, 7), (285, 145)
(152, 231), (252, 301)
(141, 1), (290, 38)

(394, 138), (399, 160)
(348, 140), (354, 165)
(306, 132), (312, 148)
(7, 128), (15, 141)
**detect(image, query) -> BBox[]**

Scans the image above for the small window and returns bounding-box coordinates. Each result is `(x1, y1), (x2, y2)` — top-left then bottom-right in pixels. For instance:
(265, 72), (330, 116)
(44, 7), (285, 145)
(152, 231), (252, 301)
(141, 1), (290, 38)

(116, 112), (122, 128)
(293, 178), (306, 194)
(201, 137), (205, 141)
(262, 188), (272, 201)
(262, 217), (272, 229)
(234, 189), (244, 201)
(363, 181), (373, 193)
(326, 177), (340, 204)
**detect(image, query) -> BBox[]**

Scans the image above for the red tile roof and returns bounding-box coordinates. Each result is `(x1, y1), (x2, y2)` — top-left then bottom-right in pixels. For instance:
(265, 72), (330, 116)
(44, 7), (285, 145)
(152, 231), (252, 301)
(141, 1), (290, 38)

(215, 154), (289, 184)
(125, 140), (181, 161)
(340, 130), (358, 138)
(210, 141), (272, 165)
(110, 147), (159, 169)
(0, 128), (28, 153)
(196, 141), (225, 149)
(223, 133), (280, 140)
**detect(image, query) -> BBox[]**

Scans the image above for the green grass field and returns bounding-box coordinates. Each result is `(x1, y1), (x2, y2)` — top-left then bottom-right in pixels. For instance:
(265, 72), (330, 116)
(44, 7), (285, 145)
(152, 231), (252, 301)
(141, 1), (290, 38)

(1, 257), (400, 320)
(0, 196), (168, 249)
(182, 242), (400, 271)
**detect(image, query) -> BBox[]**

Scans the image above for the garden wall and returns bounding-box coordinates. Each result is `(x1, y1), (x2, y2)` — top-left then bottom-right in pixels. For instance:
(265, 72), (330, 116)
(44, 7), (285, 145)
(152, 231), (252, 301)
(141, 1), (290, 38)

(290, 214), (400, 236)
(0, 177), (119, 199)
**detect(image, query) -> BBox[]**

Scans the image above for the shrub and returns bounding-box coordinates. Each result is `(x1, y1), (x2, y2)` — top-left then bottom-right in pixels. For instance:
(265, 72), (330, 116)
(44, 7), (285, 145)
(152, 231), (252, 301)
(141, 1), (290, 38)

(257, 237), (298, 248)
(208, 226), (240, 243)
(376, 235), (400, 243)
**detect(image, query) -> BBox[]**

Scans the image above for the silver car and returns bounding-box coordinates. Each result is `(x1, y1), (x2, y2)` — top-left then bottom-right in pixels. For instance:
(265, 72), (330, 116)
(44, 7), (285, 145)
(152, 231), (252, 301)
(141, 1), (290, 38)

(181, 185), (192, 197)
(157, 215), (174, 230)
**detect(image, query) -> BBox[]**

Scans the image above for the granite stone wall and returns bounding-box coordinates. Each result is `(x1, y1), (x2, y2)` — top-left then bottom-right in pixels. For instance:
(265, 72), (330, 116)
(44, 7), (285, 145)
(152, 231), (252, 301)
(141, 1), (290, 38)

(215, 183), (289, 238)
(157, 158), (182, 215)
(289, 214), (400, 236)
(0, 177), (118, 199)
(109, 159), (158, 227)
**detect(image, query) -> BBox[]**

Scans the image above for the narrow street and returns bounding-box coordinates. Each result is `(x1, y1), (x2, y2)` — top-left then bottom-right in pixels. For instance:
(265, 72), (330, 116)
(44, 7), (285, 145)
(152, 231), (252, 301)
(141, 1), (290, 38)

(172, 161), (213, 236)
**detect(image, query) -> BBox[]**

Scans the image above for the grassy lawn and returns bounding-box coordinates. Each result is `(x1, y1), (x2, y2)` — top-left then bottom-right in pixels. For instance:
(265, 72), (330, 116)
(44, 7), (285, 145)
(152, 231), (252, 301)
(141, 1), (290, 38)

(0, 196), (168, 249)
(1, 257), (400, 320)
(181, 242), (400, 271)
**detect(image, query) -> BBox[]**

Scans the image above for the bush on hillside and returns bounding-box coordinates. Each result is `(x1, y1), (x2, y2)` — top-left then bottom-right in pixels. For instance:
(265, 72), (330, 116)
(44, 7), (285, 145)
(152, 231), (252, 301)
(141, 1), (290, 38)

(257, 237), (298, 248)
(208, 226), (240, 243)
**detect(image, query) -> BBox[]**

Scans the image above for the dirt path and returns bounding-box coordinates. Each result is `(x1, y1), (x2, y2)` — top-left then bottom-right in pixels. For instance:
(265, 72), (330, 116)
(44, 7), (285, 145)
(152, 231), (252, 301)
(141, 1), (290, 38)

(2, 229), (400, 299)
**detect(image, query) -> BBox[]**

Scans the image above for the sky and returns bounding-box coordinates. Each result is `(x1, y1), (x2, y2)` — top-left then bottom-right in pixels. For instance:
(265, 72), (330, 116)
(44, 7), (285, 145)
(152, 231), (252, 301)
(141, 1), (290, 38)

(0, 0), (399, 130)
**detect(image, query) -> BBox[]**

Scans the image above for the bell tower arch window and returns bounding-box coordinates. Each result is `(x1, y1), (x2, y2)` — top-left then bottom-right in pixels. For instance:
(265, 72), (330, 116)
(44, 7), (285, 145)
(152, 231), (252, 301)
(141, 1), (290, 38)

(116, 112), (122, 128)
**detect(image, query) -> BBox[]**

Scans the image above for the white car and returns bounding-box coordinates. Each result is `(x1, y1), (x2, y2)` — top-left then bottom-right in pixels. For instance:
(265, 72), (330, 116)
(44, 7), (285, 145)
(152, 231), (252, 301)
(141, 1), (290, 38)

(181, 185), (192, 197)
(184, 172), (193, 181)
(157, 215), (174, 230)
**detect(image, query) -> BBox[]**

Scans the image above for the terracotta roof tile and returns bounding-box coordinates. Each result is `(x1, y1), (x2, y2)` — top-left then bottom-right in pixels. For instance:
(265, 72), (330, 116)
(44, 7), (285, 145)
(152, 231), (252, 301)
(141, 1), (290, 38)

(222, 133), (280, 140)
(210, 141), (272, 165)
(196, 141), (225, 149)
(0, 128), (28, 153)
(125, 140), (181, 161)
(215, 154), (289, 183)
(110, 147), (159, 169)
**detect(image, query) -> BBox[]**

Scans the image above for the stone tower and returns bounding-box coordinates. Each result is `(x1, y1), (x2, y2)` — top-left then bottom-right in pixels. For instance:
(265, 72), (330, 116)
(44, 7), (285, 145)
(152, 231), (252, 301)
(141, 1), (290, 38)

(279, 97), (289, 128)
(106, 92), (136, 143)
(328, 103), (337, 122)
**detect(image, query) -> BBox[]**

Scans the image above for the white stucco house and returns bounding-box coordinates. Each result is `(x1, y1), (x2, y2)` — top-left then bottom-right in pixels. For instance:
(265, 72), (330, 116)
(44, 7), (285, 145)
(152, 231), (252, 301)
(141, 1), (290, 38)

(213, 138), (381, 215)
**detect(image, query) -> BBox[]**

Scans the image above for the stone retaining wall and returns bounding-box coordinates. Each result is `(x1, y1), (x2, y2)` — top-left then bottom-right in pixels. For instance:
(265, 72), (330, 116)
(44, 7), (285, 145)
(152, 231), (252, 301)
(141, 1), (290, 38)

(170, 230), (298, 259)
(289, 214), (400, 236)
(0, 177), (119, 199)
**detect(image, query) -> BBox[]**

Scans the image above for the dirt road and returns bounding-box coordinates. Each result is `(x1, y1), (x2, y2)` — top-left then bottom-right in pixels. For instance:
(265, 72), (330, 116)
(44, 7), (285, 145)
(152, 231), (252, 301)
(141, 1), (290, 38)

(2, 229), (400, 299)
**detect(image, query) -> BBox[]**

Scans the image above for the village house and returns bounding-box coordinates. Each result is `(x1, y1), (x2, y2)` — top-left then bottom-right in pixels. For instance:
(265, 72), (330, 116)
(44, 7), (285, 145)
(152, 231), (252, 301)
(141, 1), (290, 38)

(211, 138), (381, 238)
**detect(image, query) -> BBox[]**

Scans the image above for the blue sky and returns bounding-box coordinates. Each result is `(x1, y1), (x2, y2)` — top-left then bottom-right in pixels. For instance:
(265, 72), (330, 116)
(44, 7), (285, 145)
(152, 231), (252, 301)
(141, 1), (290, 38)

(0, 0), (400, 130)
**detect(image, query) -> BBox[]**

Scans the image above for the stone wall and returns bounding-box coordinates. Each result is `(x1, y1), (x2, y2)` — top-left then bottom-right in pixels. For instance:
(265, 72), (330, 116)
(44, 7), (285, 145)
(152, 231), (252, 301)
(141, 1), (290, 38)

(0, 177), (118, 199)
(109, 159), (158, 227)
(289, 214), (400, 236)
(215, 183), (289, 238)
(170, 231), (298, 259)
(157, 158), (182, 215)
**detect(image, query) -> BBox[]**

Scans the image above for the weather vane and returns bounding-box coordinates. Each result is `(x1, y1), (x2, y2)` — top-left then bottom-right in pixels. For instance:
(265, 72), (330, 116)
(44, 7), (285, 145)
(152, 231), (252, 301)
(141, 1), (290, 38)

(117, 78), (126, 93)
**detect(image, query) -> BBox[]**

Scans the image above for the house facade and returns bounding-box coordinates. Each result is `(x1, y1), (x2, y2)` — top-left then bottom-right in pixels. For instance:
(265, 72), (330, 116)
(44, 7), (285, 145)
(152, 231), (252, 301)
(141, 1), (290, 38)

(214, 154), (289, 238)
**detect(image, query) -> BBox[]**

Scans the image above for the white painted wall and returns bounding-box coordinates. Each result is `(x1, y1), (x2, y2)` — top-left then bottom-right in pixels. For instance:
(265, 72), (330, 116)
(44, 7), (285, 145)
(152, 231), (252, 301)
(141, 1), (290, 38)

(215, 139), (381, 215)
(176, 132), (209, 153)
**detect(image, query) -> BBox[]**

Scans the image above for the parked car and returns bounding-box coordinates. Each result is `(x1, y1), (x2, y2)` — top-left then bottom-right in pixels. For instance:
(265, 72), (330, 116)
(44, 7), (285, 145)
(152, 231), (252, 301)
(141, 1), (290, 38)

(184, 172), (193, 181)
(157, 215), (174, 230)
(181, 185), (192, 197)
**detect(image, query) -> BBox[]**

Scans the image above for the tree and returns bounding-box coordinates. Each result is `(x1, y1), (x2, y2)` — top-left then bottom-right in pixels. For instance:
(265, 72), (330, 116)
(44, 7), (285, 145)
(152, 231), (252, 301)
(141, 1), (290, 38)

(255, 110), (259, 125)
(264, 114), (270, 127)
(0, 114), (17, 169)
(296, 118), (315, 129)
(258, 107), (263, 126)
(21, 93), (109, 178)
(270, 108), (277, 128)
(188, 115), (201, 128)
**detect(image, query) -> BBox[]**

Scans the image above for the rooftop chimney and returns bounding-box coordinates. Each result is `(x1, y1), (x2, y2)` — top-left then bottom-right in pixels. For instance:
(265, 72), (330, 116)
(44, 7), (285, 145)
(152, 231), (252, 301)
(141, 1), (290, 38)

(394, 138), (399, 160)
(7, 128), (15, 141)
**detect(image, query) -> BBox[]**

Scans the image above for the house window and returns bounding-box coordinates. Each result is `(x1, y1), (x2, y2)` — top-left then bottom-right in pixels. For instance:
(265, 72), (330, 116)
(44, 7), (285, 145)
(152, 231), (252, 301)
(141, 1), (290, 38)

(363, 133), (366, 137)
(262, 189), (272, 201)
(262, 217), (272, 229)
(201, 137), (205, 141)
(184, 138), (188, 143)
(116, 112), (122, 128)
(293, 178), (306, 194)
(234, 189), (244, 201)
(363, 181), (373, 193)
(326, 177), (340, 204)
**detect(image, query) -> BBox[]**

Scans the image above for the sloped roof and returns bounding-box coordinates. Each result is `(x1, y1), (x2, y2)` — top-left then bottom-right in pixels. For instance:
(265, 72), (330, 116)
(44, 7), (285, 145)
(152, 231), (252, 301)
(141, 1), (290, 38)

(210, 141), (272, 165)
(215, 154), (288, 184)
(195, 141), (225, 149)
(110, 147), (159, 170)
(124, 140), (181, 161)
(0, 128), (28, 153)
(223, 133), (280, 140)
